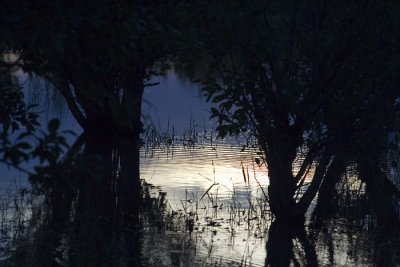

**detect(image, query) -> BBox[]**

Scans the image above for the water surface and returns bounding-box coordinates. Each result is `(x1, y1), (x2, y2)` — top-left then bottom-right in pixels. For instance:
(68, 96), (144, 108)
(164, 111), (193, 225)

(0, 71), (400, 266)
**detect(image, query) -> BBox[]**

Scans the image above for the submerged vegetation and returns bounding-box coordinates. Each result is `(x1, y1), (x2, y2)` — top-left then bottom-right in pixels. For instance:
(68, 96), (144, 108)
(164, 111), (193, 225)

(1, 142), (400, 266)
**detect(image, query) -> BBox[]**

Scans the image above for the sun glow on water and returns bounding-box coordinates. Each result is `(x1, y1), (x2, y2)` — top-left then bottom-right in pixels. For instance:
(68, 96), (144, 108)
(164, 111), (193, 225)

(140, 144), (269, 208)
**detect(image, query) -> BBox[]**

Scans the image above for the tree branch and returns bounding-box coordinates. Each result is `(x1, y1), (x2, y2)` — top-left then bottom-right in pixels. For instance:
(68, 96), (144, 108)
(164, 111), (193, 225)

(295, 145), (319, 182)
(44, 74), (87, 129)
(295, 150), (333, 215)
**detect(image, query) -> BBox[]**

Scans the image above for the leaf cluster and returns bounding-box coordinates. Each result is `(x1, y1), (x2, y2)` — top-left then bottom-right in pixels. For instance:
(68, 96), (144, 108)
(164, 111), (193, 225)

(0, 74), (39, 133)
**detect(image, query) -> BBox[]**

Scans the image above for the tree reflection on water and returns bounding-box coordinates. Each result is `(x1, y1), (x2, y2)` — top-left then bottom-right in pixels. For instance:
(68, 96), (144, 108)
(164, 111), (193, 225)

(264, 174), (400, 267)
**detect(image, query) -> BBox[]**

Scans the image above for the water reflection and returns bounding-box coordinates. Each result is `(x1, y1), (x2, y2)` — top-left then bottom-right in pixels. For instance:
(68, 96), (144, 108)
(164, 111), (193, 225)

(1, 133), (400, 266)
(265, 222), (317, 267)
(265, 186), (400, 267)
(141, 141), (269, 208)
(142, 142), (400, 266)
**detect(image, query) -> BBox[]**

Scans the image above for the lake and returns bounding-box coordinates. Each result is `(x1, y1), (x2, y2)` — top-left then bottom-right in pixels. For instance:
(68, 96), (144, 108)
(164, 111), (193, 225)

(0, 71), (400, 266)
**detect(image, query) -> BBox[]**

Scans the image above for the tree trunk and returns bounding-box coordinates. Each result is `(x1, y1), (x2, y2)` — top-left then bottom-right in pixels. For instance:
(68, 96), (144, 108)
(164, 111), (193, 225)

(294, 151), (332, 217)
(268, 163), (298, 220)
(120, 68), (146, 137)
(118, 139), (143, 267)
(266, 137), (299, 220)
(73, 132), (143, 266)
(54, 66), (146, 136)
(312, 156), (346, 218)
(267, 142), (334, 221)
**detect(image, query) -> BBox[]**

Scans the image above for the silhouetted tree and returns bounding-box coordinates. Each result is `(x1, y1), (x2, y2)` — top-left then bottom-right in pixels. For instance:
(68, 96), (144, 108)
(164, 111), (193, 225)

(199, 0), (400, 220)
(0, 1), (190, 199)
(1, 0), (183, 138)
